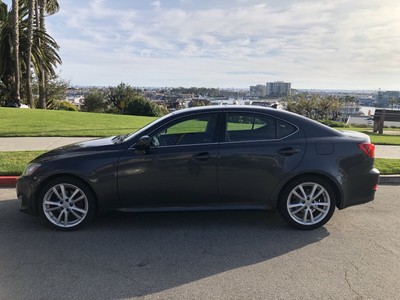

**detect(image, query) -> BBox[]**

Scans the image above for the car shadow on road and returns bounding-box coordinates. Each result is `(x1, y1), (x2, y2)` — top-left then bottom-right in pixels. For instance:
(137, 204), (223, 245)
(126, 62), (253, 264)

(0, 198), (329, 299)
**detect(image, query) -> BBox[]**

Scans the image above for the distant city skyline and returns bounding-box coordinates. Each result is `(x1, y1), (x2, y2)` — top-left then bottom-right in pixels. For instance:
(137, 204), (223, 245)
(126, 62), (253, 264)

(3, 0), (400, 90)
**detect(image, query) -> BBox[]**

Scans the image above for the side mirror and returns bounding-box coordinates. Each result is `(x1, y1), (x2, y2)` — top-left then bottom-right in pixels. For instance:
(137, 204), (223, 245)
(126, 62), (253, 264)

(135, 136), (151, 150)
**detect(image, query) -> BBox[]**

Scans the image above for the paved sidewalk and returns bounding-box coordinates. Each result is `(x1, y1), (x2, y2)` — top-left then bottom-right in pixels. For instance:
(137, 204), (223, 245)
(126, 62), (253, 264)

(0, 137), (398, 159)
(374, 145), (400, 159)
(0, 137), (93, 151)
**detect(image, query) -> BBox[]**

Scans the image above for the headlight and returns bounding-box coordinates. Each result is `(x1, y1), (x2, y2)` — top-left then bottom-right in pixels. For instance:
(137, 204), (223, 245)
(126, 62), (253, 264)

(23, 163), (41, 176)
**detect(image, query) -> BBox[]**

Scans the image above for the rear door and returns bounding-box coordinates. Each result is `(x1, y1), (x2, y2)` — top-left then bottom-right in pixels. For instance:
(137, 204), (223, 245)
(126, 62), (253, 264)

(218, 111), (306, 206)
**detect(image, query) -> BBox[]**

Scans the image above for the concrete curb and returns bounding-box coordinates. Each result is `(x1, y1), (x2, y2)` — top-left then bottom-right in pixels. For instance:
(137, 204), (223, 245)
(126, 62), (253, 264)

(0, 176), (18, 188)
(379, 175), (400, 185)
(1, 175), (399, 189)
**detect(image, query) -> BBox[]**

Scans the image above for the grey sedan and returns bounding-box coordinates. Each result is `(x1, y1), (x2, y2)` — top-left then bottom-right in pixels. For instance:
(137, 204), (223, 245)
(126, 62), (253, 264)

(17, 106), (380, 230)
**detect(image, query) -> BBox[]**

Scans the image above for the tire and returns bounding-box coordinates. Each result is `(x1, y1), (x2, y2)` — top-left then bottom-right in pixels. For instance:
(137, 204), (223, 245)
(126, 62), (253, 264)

(38, 177), (96, 230)
(278, 176), (336, 230)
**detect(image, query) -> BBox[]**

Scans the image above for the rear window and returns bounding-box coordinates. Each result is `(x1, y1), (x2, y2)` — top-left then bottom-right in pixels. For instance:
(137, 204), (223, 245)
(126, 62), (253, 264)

(225, 113), (297, 142)
(277, 119), (297, 138)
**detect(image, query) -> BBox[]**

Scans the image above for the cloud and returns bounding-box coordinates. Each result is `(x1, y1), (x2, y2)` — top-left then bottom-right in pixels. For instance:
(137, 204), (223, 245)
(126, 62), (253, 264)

(47, 0), (400, 89)
(151, 1), (161, 9)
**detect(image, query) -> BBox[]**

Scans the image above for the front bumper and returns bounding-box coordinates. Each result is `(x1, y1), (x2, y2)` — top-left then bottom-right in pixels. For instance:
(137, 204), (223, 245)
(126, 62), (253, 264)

(16, 176), (38, 215)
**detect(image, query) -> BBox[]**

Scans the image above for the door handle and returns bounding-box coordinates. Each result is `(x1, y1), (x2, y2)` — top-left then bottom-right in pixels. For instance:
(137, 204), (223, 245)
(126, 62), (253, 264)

(193, 152), (216, 161)
(277, 147), (301, 156)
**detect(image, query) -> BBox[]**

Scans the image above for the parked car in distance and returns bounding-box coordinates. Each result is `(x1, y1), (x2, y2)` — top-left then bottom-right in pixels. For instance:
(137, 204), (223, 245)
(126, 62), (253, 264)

(4, 101), (29, 108)
(17, 106), (380, 230)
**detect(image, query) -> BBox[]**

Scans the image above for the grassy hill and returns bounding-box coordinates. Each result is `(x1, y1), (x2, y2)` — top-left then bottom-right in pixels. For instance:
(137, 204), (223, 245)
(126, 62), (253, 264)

(0, 107), (399, 175)
(0, 107), (399, 145)
(0, 107), (156, 137)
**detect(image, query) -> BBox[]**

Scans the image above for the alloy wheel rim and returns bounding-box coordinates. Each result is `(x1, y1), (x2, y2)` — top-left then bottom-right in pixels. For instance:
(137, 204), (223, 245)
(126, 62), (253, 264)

(43, 183), (89, 228)
(286, 182), (331, 226)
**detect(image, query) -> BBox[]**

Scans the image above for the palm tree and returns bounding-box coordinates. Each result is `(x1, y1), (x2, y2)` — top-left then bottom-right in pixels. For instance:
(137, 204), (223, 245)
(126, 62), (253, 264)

(37, 0), (59, 108)
(11, 0), (21, 105)
(0, 3), (10, 77)
(389, 97), (397, 110)
(0, 1), (19, 105)
(0, 1), (61, 107)
(25, 0), (35, 107)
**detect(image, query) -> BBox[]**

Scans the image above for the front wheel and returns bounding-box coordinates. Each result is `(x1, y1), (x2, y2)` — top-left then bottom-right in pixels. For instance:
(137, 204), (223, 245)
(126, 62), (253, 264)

(278, 177), (336, 230)
(38, 177), (96, 230)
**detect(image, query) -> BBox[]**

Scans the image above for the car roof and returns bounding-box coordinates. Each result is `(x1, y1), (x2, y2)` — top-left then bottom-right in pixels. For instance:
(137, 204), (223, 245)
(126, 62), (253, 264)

(170, 105), (341, 138)
(171, 105), (274, 114)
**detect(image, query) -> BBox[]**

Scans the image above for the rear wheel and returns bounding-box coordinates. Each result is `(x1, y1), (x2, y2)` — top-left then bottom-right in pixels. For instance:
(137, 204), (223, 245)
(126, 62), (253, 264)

(279, 177), (336, 230)
(38, 177), (96, 230)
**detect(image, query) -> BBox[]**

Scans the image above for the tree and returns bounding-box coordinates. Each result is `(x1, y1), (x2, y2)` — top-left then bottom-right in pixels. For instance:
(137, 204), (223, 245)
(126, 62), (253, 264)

(0, 2), (14, 104)
(126, 96), (167, 117)
(36, 74), (69, 108)
(286, 94), (316, 119)
(0, 0), (61, 107)
(285, 94), (343, 121)
(36, 0), (60, 108)
(81, 90), (107, 113)
(52, 100), (78, 111)
(105, 83), (167, 116)
(25, 0), (35, 107)
(389, 97), (398, 109)
(107, 82), (140, 114)
(11, 0), (21, 105)
(341, 95), (358, 118)
(188, 99), (209, 107)
(31, 73), (68, 108)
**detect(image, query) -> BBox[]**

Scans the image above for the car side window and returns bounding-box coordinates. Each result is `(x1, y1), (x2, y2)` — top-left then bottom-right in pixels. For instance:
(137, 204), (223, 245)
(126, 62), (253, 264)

(277, 119), (297, 139)
(225, 113), (297, 142)
(150, 114), (217, 146)
(225, 113), (276, 142)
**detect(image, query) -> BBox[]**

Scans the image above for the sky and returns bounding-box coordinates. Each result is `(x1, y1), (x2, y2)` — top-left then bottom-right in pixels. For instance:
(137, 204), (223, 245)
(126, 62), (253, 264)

(4, 0), (400, 90)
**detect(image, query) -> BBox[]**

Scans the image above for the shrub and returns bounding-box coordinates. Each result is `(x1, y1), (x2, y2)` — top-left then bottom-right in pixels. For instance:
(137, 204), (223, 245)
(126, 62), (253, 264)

(51, 100), (79, 111)
(158, 105), (169, 116)
(320, 120), (349, 128)
(350, 123), (370, 128)
(81, 90), (107, 113)
(126, 96), (167, 117)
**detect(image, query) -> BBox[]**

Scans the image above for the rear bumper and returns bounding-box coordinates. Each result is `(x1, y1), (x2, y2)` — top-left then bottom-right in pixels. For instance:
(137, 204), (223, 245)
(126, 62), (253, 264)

(339, 168), (380, 209)
(16, 176), (38, 215)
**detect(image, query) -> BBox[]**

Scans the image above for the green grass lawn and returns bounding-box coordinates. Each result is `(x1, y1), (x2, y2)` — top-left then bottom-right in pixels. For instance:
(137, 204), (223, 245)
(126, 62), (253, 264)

(1, 151), (398, 176)
(0, 107), (156, 137)
(361, 132), (400, 145)
(334, 127), (400, 145)
(1, 109), (398, 176)
(1, 108), (400, 144)
(375, 158), (400, 175)
(0, 151), (45, 175)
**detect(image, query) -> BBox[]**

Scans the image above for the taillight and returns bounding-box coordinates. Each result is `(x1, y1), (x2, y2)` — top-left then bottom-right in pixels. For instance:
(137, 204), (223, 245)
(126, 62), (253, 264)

(358, 143), (375, 158)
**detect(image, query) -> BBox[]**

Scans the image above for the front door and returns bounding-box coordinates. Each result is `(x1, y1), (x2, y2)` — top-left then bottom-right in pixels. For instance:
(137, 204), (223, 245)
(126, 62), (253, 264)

(117, 113), (220, 208)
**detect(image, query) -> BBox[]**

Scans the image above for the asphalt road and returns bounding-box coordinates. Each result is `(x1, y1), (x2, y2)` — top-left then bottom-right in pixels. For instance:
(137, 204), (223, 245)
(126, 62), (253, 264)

(0, 186), (399, 300)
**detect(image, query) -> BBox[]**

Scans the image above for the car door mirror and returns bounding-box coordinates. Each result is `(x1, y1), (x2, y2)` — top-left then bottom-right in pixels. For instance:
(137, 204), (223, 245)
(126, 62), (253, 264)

(135, 136), (151, 150)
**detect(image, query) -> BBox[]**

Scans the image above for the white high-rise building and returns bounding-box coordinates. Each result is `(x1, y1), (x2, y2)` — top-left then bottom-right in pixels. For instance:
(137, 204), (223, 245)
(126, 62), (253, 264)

(266, 81), (291, 97)
(250, 84), (267, 97)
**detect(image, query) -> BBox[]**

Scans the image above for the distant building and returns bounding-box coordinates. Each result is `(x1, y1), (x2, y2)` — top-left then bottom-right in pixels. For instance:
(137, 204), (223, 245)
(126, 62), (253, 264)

(249, 84), (267, 97)
(66, 95), (84, 108)
(266, 81), (291, 97)
(377, 90), (400, 108)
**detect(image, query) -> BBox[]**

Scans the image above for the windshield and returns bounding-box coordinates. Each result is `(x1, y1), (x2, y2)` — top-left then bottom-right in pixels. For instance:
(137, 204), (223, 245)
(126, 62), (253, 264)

(123, 112), (174, 142)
